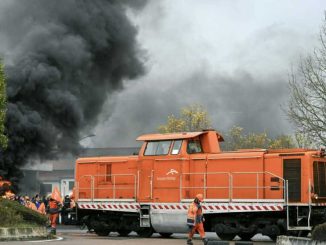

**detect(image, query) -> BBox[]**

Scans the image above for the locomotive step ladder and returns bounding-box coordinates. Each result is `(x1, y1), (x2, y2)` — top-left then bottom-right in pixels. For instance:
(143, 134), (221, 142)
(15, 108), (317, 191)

(286, 181), (312, 231)
(139, 205), (151, 227)
(287, 205), (312, 231)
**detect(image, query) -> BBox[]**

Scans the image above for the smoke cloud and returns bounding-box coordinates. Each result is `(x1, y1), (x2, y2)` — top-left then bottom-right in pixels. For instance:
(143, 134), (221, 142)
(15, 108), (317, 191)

(92, 1), (326, 147)
(0, 0), (145, 185)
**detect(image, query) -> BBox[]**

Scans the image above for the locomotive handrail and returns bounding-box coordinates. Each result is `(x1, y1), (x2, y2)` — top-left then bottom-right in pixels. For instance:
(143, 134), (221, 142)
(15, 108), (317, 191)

(77, 174), (137, 201)
(286, 180), (289, 229)
(180, 171), (286, 202)
(77, 175), (95, 201)
(231, 172), (285, 200)
(78, 171), (287, 204)
(180, 172), (231, 201)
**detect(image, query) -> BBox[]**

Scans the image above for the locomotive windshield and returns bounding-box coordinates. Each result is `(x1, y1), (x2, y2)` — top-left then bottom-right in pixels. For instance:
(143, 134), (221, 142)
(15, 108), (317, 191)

(144, 140), (172, 155)
(171, 140), (182, 155)
(144, 140), (183, 155)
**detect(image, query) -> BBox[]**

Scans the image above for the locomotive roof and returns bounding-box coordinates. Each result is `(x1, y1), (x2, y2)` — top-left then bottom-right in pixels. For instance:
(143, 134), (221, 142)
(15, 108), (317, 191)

(136, 131), (224, 142)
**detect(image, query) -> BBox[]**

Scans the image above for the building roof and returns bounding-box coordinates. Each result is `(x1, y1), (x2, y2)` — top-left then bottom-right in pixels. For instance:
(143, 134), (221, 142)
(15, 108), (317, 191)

(22, 147), (140, 171)
(79, 147), (140, 157)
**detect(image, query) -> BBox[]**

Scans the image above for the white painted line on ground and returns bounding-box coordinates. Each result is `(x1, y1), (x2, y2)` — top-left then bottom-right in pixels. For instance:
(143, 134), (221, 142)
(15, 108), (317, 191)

(28, 236), (64, 242)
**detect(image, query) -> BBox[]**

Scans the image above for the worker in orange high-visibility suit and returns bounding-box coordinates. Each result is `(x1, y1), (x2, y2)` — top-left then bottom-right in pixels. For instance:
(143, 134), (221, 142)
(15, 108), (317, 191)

(186, 194), (208, 245)
(48, 196), (62, 235)
(25, 196), (37, 211)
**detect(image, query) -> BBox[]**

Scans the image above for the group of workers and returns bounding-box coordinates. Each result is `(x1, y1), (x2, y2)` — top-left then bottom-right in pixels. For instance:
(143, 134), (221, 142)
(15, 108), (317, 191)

(2, 185), (206, 242)
(3, 191), (64, 235)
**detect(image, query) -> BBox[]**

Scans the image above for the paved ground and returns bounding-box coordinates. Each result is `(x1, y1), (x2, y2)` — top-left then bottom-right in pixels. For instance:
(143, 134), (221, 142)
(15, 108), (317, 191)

(5, 225), (275, 245)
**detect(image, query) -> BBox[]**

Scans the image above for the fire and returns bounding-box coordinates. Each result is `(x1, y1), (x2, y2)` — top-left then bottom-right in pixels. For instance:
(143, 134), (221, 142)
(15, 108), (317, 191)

(0, 176), (14, 199)
(4, 190), (15, 199)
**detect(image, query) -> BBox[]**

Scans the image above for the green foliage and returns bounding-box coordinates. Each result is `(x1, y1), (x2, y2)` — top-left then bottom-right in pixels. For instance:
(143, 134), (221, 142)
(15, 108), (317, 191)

(312, 223), (326, 241)
(294, 132), (315, 149)
(0, 198), (47, 227)
(158, 104), (211, 133)
(224, 126), (296, 150)
(269, 135), (296, 149)
(0, 60), (7, 149)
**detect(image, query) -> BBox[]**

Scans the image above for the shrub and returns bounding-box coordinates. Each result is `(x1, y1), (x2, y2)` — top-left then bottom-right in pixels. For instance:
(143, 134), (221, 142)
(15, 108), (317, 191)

(0, 198), (47, 227)
(312, 223), (326, 241)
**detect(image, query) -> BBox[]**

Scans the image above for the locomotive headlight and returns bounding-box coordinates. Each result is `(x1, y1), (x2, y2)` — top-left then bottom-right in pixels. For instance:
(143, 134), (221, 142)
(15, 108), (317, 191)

(314, 194), (319, 199)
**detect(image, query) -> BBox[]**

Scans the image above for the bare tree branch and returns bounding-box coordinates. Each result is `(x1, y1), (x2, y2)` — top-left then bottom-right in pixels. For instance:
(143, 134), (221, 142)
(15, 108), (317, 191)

(287, 20), (326, 146)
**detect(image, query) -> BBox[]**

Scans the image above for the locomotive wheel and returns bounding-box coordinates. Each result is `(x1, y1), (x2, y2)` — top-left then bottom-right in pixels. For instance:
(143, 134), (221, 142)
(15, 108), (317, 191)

(269, 235), (277, 242)
(159, 232), (173, 238)
(117, 229), (132, 236)
(95, 229), (110, 236)
(267, 224), (280, 241)
(297, 230), (309, 237)
(137, 227), (154, 238)
(238, 233), (255, 241)
(217, 233), (236, 241)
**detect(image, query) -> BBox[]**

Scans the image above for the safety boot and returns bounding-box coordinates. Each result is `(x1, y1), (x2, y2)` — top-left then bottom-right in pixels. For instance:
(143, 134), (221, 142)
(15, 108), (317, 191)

(202, 238), (208, 245)
(50, 227), (56, 235)
(187, 238), (193, 245)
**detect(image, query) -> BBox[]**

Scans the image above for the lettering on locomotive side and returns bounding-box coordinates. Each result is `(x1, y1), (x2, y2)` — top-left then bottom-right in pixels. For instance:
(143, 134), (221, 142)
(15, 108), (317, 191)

(156, 176), (177, 181)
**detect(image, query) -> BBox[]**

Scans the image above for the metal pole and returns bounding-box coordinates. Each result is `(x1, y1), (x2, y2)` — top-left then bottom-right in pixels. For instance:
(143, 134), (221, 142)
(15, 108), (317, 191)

(113, 175), (116, 199)
(286, 180), (289, 230)
(134, 174), (137, 201)
(91, 176), (94, 202)
(204, 173), (207, 199)
(308, 179), (311, 227)
(76, 181), (79, 201)
(137, 170), (140, 201)
(150, 170), (154, 200)
(256, 173), (259, 199)
(229, 174), (233, 201)
(179, 173), (182, 200)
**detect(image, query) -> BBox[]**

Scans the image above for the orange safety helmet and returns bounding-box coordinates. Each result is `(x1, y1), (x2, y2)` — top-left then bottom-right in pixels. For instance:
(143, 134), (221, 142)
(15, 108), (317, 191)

(196, 193), (204, 202)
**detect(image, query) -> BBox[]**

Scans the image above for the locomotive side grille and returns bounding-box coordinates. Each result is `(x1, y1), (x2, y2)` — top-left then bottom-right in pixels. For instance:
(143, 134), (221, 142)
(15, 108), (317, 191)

(313, 161), (326, 197)
(284, 159), (301, 202)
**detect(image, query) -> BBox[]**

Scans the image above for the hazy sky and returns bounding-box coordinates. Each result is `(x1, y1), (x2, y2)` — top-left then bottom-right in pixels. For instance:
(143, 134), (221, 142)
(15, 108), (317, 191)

(86, 1), (326, 147)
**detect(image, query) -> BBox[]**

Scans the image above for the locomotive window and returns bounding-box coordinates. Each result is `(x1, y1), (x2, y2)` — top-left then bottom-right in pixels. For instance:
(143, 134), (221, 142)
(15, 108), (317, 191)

(187, 140), (202, 154)
(144, 141), (172, 156)
(171, 140), (182, 155)
(106, 164), (112, 182)
(99, 163), (112, 182)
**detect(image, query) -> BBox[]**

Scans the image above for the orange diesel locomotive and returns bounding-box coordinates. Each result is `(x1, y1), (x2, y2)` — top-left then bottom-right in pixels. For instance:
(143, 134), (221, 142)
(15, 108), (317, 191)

(75, 130), (326, 240)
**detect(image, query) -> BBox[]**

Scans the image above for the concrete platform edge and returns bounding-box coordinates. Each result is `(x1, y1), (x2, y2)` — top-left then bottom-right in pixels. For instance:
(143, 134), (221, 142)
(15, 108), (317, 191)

(0, 226), (48, 241)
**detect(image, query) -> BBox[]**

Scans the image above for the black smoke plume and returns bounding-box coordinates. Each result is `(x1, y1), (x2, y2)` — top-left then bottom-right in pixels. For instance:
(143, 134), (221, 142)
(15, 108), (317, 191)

(0, 0), (145, 187)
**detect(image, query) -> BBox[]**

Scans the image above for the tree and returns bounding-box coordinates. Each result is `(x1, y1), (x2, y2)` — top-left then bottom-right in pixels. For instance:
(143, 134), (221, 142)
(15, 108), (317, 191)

(287, 18), (326, 146)
(0, 60), (7, 149)
(224, 126), (269, 150)
(158, 104), (211, 133)
(294, 132), (315, 149)
(269, 135), (296, 149)
(224, 126), (296, 150)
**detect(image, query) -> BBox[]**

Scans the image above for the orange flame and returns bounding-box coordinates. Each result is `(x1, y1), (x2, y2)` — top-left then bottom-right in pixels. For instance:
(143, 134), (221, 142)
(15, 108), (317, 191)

(4, 190), (15, 199)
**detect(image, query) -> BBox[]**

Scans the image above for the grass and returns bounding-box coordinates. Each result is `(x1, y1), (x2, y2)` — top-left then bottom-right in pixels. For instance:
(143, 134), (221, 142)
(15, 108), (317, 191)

(0, 198), (47, 228)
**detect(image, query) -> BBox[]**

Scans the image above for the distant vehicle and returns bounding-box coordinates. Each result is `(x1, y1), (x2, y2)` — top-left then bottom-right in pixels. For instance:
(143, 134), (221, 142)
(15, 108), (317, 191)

(73, 129), (326, 241)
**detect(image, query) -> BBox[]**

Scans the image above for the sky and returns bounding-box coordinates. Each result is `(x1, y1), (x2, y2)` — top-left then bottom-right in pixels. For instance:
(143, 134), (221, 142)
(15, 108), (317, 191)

(87, 0), (326, 147)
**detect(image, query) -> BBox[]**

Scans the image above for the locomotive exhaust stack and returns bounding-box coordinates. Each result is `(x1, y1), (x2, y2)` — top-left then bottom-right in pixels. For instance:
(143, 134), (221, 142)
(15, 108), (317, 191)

(74, 129), (326, 241)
